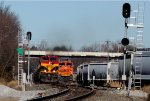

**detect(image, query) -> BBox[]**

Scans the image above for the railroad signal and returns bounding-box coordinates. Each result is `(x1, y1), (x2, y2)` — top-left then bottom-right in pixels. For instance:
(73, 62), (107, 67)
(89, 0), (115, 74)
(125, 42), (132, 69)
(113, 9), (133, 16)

(122, 3), (131, 18)
(27, 31), (32, 40)
(27, 31), (32, 84)
(121, 38), (129, 46)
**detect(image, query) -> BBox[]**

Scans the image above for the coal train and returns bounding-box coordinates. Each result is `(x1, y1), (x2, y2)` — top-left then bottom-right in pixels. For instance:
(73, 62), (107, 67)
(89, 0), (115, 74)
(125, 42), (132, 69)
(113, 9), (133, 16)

(33, 55), (74, 83)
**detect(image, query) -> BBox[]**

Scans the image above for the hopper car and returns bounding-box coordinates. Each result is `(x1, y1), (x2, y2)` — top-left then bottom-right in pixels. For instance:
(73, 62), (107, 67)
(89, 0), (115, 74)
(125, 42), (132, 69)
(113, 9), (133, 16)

(77, 51), (150, 88)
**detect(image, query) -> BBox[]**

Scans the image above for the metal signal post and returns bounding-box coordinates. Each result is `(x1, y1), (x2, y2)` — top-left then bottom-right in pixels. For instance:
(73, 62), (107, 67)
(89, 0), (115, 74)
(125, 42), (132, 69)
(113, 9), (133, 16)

(27, 31), (32, 84)
(121, 3), (131, 90)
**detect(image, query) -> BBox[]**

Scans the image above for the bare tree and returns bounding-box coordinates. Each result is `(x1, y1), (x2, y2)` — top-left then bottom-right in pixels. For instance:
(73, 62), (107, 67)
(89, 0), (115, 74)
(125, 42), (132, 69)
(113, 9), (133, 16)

(80, 43), (101, 52)
(100, 43), (108, 52)
(100, 41), (125, 53)
(109, 42), (119, 52)
(53, 45), (73, 51)
(38, 40), (50, 51)
(30, 45), (38, 50)
(0, 2), (21, 80)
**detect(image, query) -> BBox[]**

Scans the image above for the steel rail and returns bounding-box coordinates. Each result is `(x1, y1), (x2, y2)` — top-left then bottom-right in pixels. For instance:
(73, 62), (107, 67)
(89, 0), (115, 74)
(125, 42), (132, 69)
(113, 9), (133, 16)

(64, 87), (94, 101)
(26, 88), (69, 101)
(26, 85), (94, 101)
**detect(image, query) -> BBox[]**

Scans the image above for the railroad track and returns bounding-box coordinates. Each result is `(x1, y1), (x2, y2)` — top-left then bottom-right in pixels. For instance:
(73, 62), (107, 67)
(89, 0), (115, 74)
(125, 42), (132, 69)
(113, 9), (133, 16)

(26, 84), (94, 101)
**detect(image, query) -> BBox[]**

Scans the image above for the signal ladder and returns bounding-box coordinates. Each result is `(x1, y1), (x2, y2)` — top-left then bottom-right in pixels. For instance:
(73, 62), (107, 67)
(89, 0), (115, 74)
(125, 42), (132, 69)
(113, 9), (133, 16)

(134, 2), (144, 90)
(128, 2), (145, 90)
(18, 31), (23, 85)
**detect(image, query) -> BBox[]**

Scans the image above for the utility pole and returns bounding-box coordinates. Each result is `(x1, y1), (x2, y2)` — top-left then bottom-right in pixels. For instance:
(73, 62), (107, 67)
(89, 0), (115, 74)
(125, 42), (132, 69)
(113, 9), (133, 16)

(105, 40), (110, 62)
(118, 42), (121, 53)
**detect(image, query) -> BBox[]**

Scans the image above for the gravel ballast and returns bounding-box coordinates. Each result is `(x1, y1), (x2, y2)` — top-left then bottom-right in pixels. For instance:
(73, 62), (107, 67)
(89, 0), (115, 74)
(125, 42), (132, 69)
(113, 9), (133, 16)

(0, 85), (59, 101)
(0, 85), (148, 101)
(81, 87), (148, 101)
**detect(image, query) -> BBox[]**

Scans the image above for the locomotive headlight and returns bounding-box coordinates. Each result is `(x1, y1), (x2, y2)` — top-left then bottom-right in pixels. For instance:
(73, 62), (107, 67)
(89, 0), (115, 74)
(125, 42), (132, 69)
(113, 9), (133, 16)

(44, 70), (47, 72)
(52, 70), (56, 73)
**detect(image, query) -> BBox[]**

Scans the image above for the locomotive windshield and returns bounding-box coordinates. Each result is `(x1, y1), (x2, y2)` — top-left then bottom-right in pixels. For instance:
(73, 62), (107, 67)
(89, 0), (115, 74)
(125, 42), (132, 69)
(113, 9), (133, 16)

(59, 63), (65, 66)
(67, 63), (72, 66)
(50, 57), (58, 61)
(41, 56), (49, 62)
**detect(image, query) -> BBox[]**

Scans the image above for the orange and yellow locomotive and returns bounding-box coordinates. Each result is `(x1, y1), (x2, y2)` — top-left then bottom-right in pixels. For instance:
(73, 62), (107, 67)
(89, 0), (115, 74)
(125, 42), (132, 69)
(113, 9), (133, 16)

(38, 55), (59, 82)
(58, 59), (74, 82)
(34, 55), (74, 83)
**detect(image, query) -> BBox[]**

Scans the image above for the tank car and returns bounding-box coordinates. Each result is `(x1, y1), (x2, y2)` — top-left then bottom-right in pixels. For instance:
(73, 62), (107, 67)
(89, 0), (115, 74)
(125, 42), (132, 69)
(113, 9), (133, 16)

(120, 51), (150, 80)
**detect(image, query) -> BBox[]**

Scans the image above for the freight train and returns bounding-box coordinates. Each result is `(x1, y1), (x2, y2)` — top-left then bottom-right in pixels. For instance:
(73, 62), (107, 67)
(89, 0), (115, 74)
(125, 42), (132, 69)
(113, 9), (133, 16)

(33, 55), (74, 83)
(77, 51), (150, 88)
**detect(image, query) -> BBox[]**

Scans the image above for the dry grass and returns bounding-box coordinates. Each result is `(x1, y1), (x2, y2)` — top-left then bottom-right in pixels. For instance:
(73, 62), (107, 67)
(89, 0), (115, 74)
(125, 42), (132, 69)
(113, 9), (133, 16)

(7, 80), (18, 88)
(7, 80), (22, 91)
(0, 79), (22, 91)
(142, 85), (150, 94)
(109, 81), (122, 88)
(0, 97), (18, 101)
(142, 84), (150, 101)
(0, 78), (7, 85)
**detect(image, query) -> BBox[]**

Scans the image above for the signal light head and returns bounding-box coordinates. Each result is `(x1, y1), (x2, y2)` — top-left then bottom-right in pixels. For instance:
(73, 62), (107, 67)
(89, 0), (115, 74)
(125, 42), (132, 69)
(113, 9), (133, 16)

(27, 31), (32, 40)
(121, 38), (129, 46)
(122, 3), (131, 18)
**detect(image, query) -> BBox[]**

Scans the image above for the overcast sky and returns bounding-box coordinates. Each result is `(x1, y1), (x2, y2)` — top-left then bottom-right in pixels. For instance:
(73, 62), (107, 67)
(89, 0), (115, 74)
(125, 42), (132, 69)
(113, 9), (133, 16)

(4, 0), (150, 50)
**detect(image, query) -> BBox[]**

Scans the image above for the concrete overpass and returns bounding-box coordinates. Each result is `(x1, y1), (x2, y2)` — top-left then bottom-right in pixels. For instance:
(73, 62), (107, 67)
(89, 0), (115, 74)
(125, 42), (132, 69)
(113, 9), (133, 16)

(24, 50), (123, 57)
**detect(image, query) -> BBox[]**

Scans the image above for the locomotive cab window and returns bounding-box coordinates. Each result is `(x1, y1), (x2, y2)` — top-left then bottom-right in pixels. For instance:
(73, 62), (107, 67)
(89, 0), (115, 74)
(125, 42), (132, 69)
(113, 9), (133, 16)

(59, 63), (65, 66)
(67, 63), (72, 66)
(41, 56), (49, 62)
(50, 57), (57, 61)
